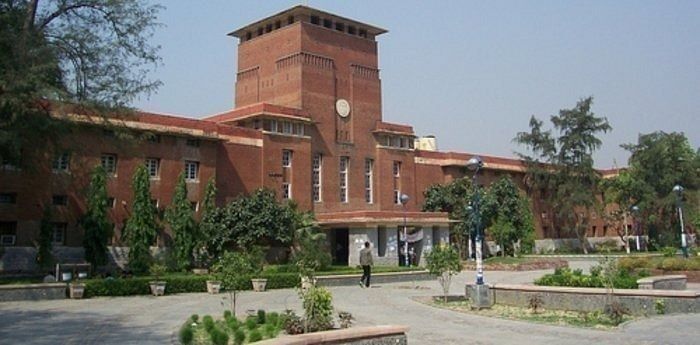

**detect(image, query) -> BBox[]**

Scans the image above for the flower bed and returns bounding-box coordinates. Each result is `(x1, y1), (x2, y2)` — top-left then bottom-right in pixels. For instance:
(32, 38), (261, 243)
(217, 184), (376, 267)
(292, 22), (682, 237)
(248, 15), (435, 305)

(463, 258), (568, 271)
(180, 311), (282, 345)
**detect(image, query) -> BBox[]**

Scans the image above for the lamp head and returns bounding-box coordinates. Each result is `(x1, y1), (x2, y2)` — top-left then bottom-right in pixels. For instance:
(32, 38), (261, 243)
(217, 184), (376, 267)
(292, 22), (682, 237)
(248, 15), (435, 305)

(466, 156), (483, 171)
(673, 184), (684, 195)
(631, 205), (639, 213)
(400, 193), (410, 205)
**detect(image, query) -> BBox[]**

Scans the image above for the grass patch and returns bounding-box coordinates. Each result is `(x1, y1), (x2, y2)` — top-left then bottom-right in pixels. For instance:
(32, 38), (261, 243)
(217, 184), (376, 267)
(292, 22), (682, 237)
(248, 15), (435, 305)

(182, 310), (283, 345)
(420, 297), (635, 329)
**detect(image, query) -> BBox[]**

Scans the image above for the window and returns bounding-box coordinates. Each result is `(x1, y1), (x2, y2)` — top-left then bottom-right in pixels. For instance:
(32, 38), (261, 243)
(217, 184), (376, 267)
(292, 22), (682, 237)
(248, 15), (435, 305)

(335, 22), (345, 32)
(282, 150), (293, 168)
(52, 153), (70, 172)
(103, 129), (115, 137)
(186, 138), (200, 147)
(287, 16), (294, 25)
(393, 161), (402, 204)
(365, 159), (373, 203)
(282, 182), (291, 200)
(0, 193), (17, 204)
(51, 223), (67, 245)
(312, 154), (322, 202)
(323, 18), (332, 28)
(151, 199), (159, 208)
(1, 156), (19, 171)
(52, 195), (68, 206)
(359, 28), (367, 38)
(310, 16), (320, 25)
(190, 202), (199, 212)
(377, 226), (386, 257)
(432, 226), (441, 246)
(101, 154), (117, 174)
(282, 121), (293, 134)
(348, 25), (357, 35)
(107, 197), (116, 208)
(145, 158), (160, 178)
(339, 156), (349, 203)
(185, 161), (199, 181)
(293, 123), (304, 136)
(0, 222), (17, 246)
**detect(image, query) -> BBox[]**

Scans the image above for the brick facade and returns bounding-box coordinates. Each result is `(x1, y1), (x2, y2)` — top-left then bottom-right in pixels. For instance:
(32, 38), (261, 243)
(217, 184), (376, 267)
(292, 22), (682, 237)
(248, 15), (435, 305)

(0, 6), (614, 268)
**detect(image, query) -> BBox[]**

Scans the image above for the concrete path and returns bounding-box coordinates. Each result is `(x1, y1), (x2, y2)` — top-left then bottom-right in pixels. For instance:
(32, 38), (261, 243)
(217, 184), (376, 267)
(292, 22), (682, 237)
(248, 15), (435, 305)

(0, 267), (698, 345)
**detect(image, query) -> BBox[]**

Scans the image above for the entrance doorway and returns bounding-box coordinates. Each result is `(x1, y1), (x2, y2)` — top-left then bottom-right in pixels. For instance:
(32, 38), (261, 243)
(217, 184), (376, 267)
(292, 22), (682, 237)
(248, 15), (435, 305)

(331, 228), (349, 266)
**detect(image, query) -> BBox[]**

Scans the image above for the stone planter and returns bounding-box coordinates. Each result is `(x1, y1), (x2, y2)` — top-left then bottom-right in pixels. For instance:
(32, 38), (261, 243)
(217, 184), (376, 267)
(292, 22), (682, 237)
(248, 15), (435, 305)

(149, 281), (166, 296)
(206, 280), (222, 294)
(300, 276), (316, 290)
(68, 282), (85, 299)
(192, 268), (209, 275)
(251, 278), (268, 292)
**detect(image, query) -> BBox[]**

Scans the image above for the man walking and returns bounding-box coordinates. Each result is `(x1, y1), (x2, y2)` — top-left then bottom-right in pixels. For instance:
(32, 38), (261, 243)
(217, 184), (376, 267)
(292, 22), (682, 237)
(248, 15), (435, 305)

(359, 241), (373, 288)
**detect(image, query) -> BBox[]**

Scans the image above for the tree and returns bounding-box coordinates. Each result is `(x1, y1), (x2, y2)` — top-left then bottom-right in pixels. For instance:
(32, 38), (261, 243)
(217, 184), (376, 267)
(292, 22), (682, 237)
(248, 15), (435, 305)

(291, 211), (331, 278)
(80, 165), (112, 267)
(165, 172), (197, 271)
(425, 244), (461, 302)
(194, 177), (217, 267)
(0, 0), (161, 165)
(199, 188), (296, 258)
(423, 177), (479, 258)
(36, 205), (53, 269)
(620, 132), (699, 247)
(124, 164), (158, 274)
(514, 97), (611, 253)
(482, 177), (535, 256)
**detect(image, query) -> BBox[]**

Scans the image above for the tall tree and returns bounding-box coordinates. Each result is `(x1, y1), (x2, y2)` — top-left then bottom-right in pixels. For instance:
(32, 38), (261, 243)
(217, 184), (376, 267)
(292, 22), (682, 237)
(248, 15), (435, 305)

(514, 97), (611, 253)
(482, 177), (535, 256)
(0, 0), (161, 165)
(80, 165), (112, 267)
(124, 164), (158, 274)
(37, 205), (54, 269)
(165, 172), (196, 271)
(194, 176), (216, 267)
(620, 131), (699, 247)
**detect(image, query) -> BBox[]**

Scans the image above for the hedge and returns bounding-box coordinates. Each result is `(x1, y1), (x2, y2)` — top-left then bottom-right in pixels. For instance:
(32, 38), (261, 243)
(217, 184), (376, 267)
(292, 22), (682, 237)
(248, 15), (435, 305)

(83, 273), (300, 298)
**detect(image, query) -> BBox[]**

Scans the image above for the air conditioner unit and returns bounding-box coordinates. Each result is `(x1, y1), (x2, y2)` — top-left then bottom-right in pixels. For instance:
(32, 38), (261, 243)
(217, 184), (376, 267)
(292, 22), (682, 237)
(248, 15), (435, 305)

(1, 235), (16, 246)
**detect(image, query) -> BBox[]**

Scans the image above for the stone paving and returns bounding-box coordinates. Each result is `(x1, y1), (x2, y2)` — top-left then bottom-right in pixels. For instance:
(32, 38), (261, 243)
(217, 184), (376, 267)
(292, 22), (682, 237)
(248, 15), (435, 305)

(0, 264), (698, 345)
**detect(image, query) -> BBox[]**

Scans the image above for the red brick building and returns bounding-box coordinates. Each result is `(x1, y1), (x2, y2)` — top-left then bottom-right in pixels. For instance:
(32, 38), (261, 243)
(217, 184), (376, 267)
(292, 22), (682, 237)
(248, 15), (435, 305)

(0, 6), (615, 270)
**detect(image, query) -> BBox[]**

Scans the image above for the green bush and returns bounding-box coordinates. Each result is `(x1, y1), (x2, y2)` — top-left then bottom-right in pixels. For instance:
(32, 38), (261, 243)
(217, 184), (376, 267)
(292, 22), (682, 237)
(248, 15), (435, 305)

(263, 323), (278, 338)
(179, 323), (194, 345)
(245, 316), (258, 330)
(248, 329), (263, 343)
(535, 267), (641, 289)
(618, 257), (650, 271)
(203, 315), (215, 333)
(234, 329), (246, 345)
(302, 286), (334, 331)
(209, 327), (229, 345)
(257, 309), (266, 324)
(190, 314), (199, 323)
(226, 317), (240, 331)
(660, 257), (689, 271)
(661, 246), (677, 257)
(267, 312), (280, 327)
(223, 310), (232, 320)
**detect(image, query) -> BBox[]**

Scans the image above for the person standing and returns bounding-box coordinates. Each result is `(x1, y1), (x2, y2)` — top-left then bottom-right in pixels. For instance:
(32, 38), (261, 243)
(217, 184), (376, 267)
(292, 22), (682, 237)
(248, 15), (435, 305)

(359, 241), (373, 288)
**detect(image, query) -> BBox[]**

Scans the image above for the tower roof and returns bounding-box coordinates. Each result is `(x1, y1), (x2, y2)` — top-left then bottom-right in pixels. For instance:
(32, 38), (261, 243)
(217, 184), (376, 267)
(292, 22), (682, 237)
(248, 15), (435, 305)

(228, 5), (388, 39)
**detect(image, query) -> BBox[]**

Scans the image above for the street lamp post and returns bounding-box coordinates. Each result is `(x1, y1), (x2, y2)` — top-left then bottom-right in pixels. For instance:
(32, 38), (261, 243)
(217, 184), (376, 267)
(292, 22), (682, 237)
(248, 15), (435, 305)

(466, 204), (474, 261)
(673, 185), (688, 258)
(466, 156), (484, 285)
(631, 205), (641, 251)
(400, 193), (410, 267)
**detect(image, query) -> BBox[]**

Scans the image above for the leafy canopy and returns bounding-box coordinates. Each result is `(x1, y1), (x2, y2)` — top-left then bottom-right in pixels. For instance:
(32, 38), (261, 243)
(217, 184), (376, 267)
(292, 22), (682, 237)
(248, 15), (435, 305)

(165, 172), (197, 271)
(81, 165), (112, 267)
(0, 0), (161, 164)
(514, 97), (611, 252)
(124, 164), (158, 274)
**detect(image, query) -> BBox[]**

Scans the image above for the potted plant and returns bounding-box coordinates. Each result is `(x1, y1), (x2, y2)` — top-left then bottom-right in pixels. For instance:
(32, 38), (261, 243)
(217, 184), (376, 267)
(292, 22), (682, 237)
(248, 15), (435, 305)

(246, 246), (267, 292)
(68, 271), (86, 299)
(148, 263), (167, 296)
(206, 278), (222, 294)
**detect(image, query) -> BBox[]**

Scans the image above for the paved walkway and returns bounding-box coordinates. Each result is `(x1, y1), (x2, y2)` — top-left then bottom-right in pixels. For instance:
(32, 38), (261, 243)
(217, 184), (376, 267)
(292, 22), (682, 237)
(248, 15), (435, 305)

(1, 267), (698, 345)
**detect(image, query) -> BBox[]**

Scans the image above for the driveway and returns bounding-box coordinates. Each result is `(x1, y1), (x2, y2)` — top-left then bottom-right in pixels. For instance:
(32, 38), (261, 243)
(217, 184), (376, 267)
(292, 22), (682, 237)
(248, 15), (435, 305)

(0, 268), (698, 344)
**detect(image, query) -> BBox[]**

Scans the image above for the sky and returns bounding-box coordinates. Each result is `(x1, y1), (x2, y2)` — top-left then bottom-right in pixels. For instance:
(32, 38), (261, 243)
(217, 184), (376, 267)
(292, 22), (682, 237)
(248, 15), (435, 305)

(134, 0), (700, 168)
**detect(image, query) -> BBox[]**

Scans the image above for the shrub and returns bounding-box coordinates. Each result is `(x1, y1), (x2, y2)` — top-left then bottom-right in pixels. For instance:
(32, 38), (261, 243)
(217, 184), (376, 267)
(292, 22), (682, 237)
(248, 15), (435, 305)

(282, 310), (304, 335)
(267, 312), (280, 327)
(660, 258), (688, 271)
(302, 286), (334, 331)
(263, 323), (278, 338)
(234, 329), (246, 345)
(661, 246), (677, 257)
(245, 316), (258, 330)
(248, 329), (263, 343)
(203, 315), (215, 333)
(534, 267), (641, 289)
(257, 309), (266, 324)
(190, 314), (199, 323)
(595, 239), (619, 253)
(179, 323), (193, 345)
(226, 317), (240, 331)
(425, 245), (462, 302)
(527, 295), (544, 314)
(655, 299), (666, 315)
(223, 310), (232, 320)
(604, 301), (629, 325)
(338, 311), (353, 329)
(209, 327), (229, 345)
(617, 257), (650, 271)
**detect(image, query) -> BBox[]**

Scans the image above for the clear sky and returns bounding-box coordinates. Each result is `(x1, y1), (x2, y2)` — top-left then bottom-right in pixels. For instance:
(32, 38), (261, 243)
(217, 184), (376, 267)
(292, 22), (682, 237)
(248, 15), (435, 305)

(134, 0), (700, 168)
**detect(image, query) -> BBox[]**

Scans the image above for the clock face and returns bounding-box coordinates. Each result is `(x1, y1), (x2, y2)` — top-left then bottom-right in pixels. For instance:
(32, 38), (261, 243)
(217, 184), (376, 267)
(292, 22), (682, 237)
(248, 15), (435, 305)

(336, 99), (351, 118)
